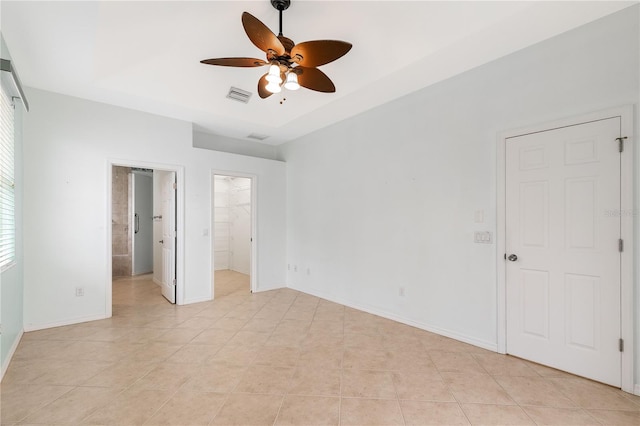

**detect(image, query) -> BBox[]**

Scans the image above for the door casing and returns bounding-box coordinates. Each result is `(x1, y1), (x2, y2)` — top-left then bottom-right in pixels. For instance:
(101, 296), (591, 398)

(496, 105), (634, 393)
(106, 159), (185, 315)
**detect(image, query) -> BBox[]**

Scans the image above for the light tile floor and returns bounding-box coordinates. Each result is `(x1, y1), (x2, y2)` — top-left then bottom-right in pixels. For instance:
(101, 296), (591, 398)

(2, 272), (639, 425)
(214, 270), (250, 298)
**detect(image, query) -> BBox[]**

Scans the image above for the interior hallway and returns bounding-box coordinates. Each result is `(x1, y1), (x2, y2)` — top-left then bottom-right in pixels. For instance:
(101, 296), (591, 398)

(1, 275), (639, 425)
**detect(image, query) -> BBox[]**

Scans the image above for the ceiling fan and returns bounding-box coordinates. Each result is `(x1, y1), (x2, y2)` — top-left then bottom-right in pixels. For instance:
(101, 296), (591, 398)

(200, 0), (352, 99)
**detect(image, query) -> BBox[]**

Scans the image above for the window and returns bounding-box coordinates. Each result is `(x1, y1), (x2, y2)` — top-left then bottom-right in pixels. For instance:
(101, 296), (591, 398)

(0, 82), (15, 270)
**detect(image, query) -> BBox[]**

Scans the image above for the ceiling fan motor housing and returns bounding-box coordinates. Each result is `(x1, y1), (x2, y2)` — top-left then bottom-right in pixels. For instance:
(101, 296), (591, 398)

(270, 0), (291, 11)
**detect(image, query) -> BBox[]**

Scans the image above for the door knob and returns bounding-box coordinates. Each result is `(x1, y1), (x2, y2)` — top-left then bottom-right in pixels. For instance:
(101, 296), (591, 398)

(159, 240), (164, 244)
(507, 254), (518, 261)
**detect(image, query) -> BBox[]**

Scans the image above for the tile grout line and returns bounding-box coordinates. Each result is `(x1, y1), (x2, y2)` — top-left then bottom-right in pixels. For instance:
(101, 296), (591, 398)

(271, 291), (307, 426)
(389, 358), (407, 426)
(430, 351), (474, 425)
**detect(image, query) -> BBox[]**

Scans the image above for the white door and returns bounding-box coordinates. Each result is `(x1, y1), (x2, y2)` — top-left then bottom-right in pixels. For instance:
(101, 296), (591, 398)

(506, 117), (621, 386)
(160, 171), (176, 303)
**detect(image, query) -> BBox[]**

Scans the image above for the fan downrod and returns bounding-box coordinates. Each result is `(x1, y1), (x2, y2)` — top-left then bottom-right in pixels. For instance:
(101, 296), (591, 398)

(270, 0), (290, 11)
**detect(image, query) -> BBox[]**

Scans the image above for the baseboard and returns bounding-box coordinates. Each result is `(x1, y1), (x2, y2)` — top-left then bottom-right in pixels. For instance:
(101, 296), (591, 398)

(289, 283), (498, 352)
(152, 277), (162, 287)
(182, 296), (212, 305)
(24, 314), (108, 332)
(634, 384), (640, 396)
(1, 329), (24, 381)
(254, 283), (285, 293)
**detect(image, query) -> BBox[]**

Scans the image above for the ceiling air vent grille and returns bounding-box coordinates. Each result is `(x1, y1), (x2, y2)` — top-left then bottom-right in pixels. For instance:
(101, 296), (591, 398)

(226, 87), (252, 103)
(247, 133), (270, 141)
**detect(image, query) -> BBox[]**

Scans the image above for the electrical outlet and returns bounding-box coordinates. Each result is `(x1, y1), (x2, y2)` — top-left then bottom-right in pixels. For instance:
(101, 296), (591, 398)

(75, 287), (84, 297)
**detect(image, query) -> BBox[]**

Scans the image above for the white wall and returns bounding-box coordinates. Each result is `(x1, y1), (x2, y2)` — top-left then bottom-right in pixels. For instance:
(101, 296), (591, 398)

(194, 132), (279, 161)
(280, 4), (639, 374)
(23, 88), (286, 330)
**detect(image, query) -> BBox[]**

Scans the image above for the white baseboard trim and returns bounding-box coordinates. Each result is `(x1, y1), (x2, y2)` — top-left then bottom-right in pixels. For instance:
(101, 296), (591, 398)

(289, 283), (498, 352)
(24, 314), (108, 332)
(152, 277), (162, 287)
(634, 384), (640, 396)
(1, 329), (24, 382)
(182, 296), (212, 305)
(254, 283), (285, 293)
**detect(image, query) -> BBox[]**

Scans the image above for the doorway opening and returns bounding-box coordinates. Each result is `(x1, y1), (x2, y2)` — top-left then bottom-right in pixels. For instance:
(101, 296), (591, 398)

(212, 173), (255, 298)
(108, 160), (184, 316)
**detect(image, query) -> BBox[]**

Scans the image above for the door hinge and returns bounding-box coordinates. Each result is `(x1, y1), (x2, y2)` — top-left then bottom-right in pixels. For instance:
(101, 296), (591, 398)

(172, 182), (177, 190)
(616, 136), (627, 153)
(619, 338), (624, 352)
(172, 278), (176, 286)
(618, 239), (624, 252)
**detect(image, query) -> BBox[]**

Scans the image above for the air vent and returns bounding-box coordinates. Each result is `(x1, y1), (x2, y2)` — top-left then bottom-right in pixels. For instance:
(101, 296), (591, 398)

(247, 133), (270, 141)
(226, 87), (252, 103)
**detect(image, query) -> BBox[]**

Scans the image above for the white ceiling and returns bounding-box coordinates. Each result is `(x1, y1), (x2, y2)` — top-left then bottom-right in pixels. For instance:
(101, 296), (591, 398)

(1, 1), (635, 145)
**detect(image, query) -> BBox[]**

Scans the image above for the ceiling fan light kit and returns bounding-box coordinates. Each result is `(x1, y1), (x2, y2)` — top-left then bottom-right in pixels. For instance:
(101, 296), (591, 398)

(200, 0), (351, 99)
(266, 64), (282, 84)
(284, 71), (300, 91)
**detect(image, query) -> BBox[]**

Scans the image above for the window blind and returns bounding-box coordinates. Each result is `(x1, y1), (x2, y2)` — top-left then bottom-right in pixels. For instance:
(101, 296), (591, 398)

(0, 82), (15, 270)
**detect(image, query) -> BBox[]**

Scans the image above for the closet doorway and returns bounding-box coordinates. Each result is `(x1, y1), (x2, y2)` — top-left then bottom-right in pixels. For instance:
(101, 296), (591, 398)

(212, 173), (255, 298)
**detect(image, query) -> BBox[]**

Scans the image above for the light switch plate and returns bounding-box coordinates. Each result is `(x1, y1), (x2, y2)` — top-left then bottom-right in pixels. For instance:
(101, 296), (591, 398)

(474, 231), (493, 244)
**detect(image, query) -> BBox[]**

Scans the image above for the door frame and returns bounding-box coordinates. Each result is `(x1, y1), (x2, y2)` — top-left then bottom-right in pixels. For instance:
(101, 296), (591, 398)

(496, 105), (634, 393)
(211, 170), (257, 297)
(106, 159), (185, 315)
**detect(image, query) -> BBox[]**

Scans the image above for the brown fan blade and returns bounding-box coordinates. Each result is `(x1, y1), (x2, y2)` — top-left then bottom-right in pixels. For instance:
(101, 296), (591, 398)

(257, 74), (273, 99)
(296, 67), (336, 93)
(291, 40), (352, 67)
(200, 58), (267, 67)
(242, 12), (285, 57)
